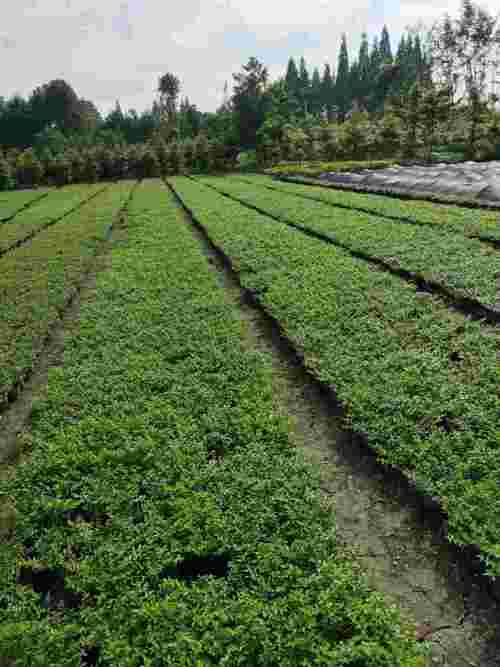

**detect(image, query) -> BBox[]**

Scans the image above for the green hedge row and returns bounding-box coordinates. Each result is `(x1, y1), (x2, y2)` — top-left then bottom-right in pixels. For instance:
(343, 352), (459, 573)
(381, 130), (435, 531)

(169, 176), (500, 577)
(264, 161), (397, 178)
(195, 176), (500, 315)
(0, 181), (134, 408)
(0, 179), (423, 665)
(237, 174), (500, 244)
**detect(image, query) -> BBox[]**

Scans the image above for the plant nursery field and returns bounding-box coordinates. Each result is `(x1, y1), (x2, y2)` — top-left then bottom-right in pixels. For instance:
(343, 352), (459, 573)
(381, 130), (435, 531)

(1, 176), (499, 665)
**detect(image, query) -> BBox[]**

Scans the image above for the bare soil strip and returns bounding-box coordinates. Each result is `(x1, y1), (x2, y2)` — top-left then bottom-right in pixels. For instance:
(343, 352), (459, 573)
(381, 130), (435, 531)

(167, 180), (500, 667)
(194, 178), (500, 327)
(0, 183), (138, 462)
(0, 189), (51, 223)
(235, 175), (500, 250)
(0, 185), (109, 260)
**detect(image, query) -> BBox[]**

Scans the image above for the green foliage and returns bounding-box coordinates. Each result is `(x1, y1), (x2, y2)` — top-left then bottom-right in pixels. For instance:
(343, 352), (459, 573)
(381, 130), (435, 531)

(0, 183), (133, 406)
(175, 175), (500, 577)
(46, 154), (72, 186)
(237, 149), (258, 172)
(259, 173), (500, 242)
(1, 180), (424, 665)
(15, 149), (44, 188)
(0, 153), (14, 190)
(265, 159), (397, 177)
(232, 57), (269, 148)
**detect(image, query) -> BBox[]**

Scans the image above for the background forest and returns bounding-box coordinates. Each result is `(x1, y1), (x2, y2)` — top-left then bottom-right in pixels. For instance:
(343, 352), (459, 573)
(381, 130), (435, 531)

(1, 0), (500, 189)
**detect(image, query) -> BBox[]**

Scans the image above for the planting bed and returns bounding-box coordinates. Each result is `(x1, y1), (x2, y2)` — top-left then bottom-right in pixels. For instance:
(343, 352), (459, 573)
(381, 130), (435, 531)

(0, 183), (105, 256)
(0, 181), (134, 409)
(170, 176), (500, 579)
(0, 180), (424, 666)
(237, 174), (500, 245)
(0, 187), (50, 221)
(195, 176), (500, 318)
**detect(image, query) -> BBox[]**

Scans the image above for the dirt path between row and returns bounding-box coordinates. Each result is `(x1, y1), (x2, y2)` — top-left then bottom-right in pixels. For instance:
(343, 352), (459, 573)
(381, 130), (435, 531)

(170, 184), (500, 667)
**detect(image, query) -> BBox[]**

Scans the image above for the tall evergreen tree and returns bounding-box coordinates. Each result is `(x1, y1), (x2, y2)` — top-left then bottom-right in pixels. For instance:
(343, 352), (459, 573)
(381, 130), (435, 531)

(367, 37), (382, 111)
(321, 64), (336, 120)
(310, 67), (323, 115)
(232, 57), (269, 148)
(379, 25), (393, 63)
(284, 58), (301, 116)
(298, 57), (311, 114)
(335, 34), (351, 120)
(358, 33), (371, 109)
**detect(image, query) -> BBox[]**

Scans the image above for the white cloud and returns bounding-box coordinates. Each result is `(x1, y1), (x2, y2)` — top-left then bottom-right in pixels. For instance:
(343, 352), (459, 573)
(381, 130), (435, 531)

(2, 0), (499, 115)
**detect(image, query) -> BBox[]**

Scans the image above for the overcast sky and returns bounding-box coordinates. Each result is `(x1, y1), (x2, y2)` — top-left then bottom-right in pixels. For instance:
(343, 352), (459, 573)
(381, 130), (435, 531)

(2, 0), (498, 115)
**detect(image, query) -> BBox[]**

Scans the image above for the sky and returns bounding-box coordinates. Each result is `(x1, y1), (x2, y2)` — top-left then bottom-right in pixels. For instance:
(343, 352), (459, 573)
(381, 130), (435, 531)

(1, 0), (498, 115)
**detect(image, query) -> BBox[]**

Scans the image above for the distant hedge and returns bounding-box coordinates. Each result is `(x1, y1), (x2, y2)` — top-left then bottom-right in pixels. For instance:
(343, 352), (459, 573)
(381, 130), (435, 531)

(0, 137), (239, 191)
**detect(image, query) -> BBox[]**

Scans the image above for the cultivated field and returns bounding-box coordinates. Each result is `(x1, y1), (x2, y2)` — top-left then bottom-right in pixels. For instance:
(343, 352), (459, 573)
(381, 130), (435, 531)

(1, 175), (499, 665)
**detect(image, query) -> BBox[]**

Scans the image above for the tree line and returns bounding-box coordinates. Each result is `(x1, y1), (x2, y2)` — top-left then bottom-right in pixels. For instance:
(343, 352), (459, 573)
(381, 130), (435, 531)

(1, 0), (499, 191)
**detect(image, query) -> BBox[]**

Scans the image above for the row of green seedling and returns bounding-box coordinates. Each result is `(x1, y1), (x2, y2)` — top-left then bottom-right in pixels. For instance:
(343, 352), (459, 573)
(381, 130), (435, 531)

(0, 187), (50, 222)
(196, 175), (500, 317)
(275, 172), (500, 227)
(0, 181), (135, 409)
(170, 176), (500, 579)
(0, 179), (424, 666)
(247, 173), (500, 243)
(0, 183), (106, 256)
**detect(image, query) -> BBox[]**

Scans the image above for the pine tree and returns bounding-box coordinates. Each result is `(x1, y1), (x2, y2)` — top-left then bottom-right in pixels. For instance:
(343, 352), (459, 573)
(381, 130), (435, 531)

(298, 57), (311, 115)
(285, 58), (301, 116)
(321, 64), (335, 120)
(310, 67), (323, 116)
(335, 34), (351, 120)
(379, 25), (393, 64)
(358, 33), (371, 109)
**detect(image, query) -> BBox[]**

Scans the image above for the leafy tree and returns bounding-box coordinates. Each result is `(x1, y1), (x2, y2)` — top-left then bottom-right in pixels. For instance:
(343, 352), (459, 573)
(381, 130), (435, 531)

(179, 97), (201, 139)
(30, 79), (83, 132)
(232, 57), (269, 148)
(15, 149), (43, 187)
(158, 72), (181, 140)
(431, 0), (500, 155)
(47, 154), (72, 186)
(0, 152), (14, 190)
